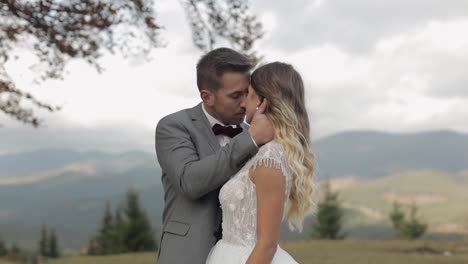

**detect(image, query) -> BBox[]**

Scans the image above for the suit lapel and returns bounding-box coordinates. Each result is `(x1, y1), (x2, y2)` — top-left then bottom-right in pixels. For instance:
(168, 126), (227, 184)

(189, 103), (221, 152)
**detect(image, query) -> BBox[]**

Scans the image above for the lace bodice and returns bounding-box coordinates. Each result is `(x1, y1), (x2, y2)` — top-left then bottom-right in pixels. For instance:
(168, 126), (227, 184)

(219, 140), (292, 247)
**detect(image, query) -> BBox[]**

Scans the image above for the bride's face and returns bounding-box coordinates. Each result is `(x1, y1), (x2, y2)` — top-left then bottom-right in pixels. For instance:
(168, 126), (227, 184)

(245, 84), (262, 124)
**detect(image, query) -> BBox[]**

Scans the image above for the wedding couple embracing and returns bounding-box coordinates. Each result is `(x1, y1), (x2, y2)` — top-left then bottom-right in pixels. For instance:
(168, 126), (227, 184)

(155, 48), (316, 264)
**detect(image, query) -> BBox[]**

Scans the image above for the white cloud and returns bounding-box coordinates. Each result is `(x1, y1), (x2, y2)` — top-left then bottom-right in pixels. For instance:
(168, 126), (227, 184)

(257, 18), (468, 137)
(254, 0), (468, 53)
(0, 116), (155, 154)
(1, 0), (468, 153)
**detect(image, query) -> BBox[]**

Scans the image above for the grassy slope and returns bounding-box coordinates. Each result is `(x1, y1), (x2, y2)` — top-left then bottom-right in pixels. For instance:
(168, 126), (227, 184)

(44, 240), (468, 264)
(337, 170), (468, 230)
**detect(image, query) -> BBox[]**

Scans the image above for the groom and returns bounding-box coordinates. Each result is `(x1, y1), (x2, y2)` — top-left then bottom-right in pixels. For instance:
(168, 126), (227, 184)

(155, 48), (273, 264)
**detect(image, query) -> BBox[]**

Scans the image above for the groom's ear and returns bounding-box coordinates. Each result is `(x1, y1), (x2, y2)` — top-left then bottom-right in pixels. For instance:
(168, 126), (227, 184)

(200, 89), (215, 106)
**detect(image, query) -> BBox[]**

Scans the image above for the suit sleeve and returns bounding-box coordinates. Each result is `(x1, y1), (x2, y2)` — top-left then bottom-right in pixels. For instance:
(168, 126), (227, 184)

(155, 115), (258, 200)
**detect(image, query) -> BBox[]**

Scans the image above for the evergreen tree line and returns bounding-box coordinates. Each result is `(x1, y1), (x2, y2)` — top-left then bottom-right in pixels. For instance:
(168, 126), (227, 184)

(311, 182), (427, 240)
(0, 237), (37, 264)
(88, 190), (157, 255)
(0, 238), (21, 258)
(1, 225), (59, 263)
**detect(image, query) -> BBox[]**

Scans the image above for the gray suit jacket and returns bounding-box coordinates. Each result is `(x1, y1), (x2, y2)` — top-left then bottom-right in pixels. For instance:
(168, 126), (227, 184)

(155, 103), (258, 264)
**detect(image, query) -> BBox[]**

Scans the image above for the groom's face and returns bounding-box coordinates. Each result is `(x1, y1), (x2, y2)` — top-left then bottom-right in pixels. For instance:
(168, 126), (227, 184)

(211, 72), (249, 125)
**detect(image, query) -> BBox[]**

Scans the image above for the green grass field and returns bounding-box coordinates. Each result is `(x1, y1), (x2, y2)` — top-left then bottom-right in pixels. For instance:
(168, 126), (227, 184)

(31, 240), (468, 264)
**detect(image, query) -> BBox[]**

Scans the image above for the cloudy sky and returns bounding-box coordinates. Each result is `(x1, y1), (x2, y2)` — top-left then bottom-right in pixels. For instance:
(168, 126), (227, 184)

(1, 0), (468, 154)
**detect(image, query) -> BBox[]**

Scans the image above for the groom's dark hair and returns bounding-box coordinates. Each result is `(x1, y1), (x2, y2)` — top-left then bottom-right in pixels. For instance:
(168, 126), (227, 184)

(196, 48), (252, 91)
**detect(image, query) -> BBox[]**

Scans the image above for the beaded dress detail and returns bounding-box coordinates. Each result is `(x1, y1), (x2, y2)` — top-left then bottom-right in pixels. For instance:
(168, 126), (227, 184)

(206, 140), (299, 264)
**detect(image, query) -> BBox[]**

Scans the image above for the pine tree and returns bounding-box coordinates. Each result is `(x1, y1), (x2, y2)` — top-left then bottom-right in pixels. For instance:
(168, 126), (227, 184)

(48, 229), (59, 258)
(390, 201), (405, 237)
(389, 202), (427, 239)
(87, 190), (158, 255)
(97, 202), (114, 255)
(9, 243), (20, 257)
(38, 224), (48, 257)
(311, 182), (345, 239)
(111, 206), (127, 254)
(0, 238), (7, 256)
(86, 238), (99, 256)
(402, 203), (427, 239)
(31, 253), (39, 264)
(122, 190), (157, 252)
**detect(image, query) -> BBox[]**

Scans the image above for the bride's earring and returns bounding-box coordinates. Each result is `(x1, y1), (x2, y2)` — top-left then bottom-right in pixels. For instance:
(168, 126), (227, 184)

(256, 96), (264, 111)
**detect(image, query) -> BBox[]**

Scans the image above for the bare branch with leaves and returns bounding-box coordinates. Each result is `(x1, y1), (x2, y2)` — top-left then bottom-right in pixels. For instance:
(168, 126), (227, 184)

(0, 0), (262, 127)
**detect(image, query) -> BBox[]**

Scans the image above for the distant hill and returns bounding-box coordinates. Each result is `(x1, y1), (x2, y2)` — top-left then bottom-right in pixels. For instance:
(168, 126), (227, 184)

(313, 130), (468, 179)
(3, 130), (467, 181)
(0, 150), (163, 251)
(1, 130), (467, 251)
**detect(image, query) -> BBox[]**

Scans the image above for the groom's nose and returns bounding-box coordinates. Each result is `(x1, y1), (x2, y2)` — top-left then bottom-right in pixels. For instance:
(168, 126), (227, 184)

(239, 98), (246, 109)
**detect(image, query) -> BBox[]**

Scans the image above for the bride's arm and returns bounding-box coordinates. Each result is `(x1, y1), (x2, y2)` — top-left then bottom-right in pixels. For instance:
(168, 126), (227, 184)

(246, 165), (286, 264)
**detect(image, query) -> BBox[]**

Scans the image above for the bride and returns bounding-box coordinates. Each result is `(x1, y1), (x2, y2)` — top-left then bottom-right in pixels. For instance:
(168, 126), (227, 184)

(206, 62), (317, 263)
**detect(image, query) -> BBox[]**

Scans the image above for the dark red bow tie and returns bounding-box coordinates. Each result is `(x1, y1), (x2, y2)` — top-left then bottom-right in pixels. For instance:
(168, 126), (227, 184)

(212, 124), (243, 138)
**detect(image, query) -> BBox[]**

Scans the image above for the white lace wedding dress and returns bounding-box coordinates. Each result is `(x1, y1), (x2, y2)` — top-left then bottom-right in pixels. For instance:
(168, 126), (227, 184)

(206, 140), (299, 263)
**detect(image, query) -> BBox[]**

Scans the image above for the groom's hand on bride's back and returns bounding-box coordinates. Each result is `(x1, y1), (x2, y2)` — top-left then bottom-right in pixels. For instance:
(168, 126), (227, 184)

(248, 99), (274, 146)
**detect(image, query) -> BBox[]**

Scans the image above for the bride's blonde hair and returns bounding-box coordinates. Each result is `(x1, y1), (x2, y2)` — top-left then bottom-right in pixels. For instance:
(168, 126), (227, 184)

(251, 62), (316, 231)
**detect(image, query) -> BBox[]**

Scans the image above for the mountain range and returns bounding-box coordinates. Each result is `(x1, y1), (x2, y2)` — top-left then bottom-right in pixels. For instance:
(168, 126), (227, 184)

(1, 130), (467, 253)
